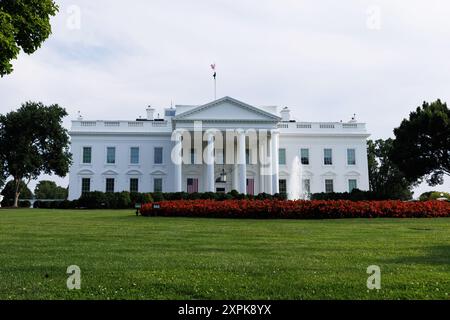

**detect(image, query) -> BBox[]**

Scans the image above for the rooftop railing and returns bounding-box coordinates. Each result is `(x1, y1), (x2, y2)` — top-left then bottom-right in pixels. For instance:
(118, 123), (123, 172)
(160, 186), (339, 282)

(277, 122), (366, 133)
(72, 120), (170, 132)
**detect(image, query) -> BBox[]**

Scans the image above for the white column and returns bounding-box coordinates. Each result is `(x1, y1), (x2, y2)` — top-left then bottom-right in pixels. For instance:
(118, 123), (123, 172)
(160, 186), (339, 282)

(271, 130), (280, 194)
(206, 132), (215, 192)
(174, 132), (183, 192)
(267, 134), (273, 195)
(232, 138), (239, 191)
(237, 130), (247, 194)
(259, 138), (265, 194)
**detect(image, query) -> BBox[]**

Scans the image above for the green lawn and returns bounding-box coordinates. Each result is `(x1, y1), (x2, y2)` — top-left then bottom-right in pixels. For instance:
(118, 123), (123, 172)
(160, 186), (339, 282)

(0, 209), (449, 300)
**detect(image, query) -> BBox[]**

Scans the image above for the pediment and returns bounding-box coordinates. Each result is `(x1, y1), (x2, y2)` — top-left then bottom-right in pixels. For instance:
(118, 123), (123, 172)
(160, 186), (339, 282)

(102, 170), (119, 176)
(345, 171), (361, 177)
(77, 169), (95, 176)
(150, 170), (167, 176)
(126, 169), (143, 176)
(321, 171), (337, 177)
(174, 97), (281, 122)
(302, 170), (314, 177)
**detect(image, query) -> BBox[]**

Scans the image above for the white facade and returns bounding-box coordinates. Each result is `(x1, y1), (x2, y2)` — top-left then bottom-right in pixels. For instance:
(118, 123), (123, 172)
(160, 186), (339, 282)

(68, 97), (370, 200)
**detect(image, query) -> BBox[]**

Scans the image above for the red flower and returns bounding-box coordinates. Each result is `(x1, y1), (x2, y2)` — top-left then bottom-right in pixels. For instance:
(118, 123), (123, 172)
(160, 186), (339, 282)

(140, 200), (450, 219)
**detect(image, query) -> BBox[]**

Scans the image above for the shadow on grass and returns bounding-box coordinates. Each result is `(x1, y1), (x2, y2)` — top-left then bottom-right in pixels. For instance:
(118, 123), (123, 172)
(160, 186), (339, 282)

(383, 245), (450, 266)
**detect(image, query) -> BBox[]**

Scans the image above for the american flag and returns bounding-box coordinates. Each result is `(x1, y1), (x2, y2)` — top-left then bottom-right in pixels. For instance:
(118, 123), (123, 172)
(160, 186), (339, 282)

(246, 179), (255, 196)
(211, 63), (216, 79)
(187, 178), (199, 194)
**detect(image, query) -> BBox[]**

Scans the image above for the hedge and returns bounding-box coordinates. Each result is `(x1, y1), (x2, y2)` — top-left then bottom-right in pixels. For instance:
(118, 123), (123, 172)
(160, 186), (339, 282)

(311, 189), (406, 201)
(140, 199), (450, 219)
(31, 191), (284, 210)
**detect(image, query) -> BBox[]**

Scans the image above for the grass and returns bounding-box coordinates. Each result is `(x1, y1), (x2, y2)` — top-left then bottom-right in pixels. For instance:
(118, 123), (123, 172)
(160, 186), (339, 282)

(0, 208), (449, 300)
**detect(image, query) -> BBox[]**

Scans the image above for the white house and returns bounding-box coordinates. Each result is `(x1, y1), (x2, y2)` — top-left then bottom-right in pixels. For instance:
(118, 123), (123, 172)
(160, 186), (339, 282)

(68, 96), (370, 200)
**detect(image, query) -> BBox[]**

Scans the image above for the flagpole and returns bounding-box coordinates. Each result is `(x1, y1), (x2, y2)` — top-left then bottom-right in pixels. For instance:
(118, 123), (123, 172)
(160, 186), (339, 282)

(211, 63), (217, 100)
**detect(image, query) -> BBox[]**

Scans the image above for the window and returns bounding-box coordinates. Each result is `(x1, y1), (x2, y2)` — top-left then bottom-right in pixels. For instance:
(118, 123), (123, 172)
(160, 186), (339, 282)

(347, 148), (356, 165)
(81, 178), (91, 193)
(105, 178), (115, 193)
(325, 179), (334, 193)
(301, 148), (309, 165)
(106, 147), (116, 164)
(349, 179), (358, 192)
(279, 148), (286, 165)
(130, 178), (139, 193)
(154, 178), (163, 193)
(82, 147), (92, 164)
(303, 179), (311, 194)
(154, 147), (163, 164)
(279, 179), (287, 194)
(187, 178), (198, 193)
(246, 149), (250, 165)
(246, 178), (255, 196)
(130, 147), (140, 164)
(324, 149), (333, 165)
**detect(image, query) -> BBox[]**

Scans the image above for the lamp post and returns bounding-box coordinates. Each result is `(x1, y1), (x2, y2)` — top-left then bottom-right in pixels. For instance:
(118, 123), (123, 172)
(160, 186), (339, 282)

(135, 203), (141, 216)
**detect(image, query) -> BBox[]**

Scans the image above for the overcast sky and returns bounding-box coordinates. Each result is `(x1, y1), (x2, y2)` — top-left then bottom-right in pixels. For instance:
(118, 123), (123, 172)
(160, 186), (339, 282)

(1, 0), (449, 196)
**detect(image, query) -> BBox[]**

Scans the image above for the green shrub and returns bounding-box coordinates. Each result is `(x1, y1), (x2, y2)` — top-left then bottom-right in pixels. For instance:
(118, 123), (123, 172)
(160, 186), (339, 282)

(78, 192), (109, 209)
(152, 192), (164, 202)
(115, 191), (132, 209)
(19, 201), (31, 208)
(419, 191), (450, 201)
(311, 189), (394, 201)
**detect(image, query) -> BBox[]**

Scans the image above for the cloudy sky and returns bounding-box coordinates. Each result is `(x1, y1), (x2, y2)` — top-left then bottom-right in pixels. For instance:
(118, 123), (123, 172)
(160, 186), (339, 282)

(1, 0), (449, 195)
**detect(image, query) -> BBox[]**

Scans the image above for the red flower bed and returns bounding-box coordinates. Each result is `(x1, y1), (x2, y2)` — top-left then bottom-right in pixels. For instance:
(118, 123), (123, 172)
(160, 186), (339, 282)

(140, 200), (450, 219)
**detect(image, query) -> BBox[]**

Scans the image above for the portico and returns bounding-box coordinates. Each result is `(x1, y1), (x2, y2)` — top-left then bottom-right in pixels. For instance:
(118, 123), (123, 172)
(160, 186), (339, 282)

(172, 127), (281, 195)
(170, 97), (282, 194)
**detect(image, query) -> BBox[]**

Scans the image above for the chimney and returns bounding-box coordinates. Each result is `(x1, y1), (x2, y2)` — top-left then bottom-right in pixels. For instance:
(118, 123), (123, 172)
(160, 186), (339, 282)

(146, 105), (155, 121)
(280, 107), (291, 122)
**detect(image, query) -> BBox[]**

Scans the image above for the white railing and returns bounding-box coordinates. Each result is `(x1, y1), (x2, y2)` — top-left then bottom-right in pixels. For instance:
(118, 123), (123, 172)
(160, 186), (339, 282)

(128, 121), (144, 127)
(72, 120), (170, 132)
(80, 121), (97, 127)
(105, 121), (120, 127)
(277, 122), (366, 133)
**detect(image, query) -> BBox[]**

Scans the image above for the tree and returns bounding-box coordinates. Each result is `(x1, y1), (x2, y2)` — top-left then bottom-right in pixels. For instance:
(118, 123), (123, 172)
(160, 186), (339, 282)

(367, 139), (414, 200)
(1, 180), (33, 207)
(0, 0), (58, 76)
(34, 180), (68, 200)
(392, 100), (450, 186)
(419, 191), (450, 201)
(0, 102), (72, 207)
(0, 160), (5, 189)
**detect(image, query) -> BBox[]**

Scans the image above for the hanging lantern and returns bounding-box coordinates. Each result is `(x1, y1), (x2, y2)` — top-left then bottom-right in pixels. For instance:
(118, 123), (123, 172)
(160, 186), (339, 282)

(216, 168), (227, 184)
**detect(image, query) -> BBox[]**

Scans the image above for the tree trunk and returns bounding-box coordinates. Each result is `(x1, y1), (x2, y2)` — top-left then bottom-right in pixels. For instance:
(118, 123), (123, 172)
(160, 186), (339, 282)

(13, 178), (20, 208)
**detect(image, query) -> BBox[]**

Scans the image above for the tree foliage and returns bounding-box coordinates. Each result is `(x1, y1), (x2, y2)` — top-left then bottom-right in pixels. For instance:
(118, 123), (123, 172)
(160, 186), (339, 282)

(0, 180), (33, 206)
(34, 180), (68, 200)
(367, 139), (414, 200)
(419, 191), (450, 201)
(392, 100), (450, 186)
(0, 0), (58, 76)
(0, 102), (72, 207)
